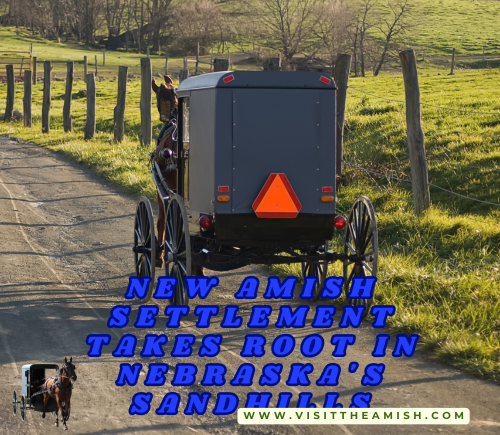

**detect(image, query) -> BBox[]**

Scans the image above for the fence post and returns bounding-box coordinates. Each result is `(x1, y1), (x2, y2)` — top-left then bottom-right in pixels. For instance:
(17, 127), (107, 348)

(103, 50), (106, 66)
(196, 41), (199, 74)
(32, 56), (37, 84)
(450, 48), (455, 75)
(399, 49), (430, 216)
(114, 66), (128, 142)
(213, 58), (229, 72)
(42, 61), (51, 133)
(84, 56), (88, 81)
(334, 54), (351, 181)
(164, 53), (169, 75)
(95, 55), (98, 76)
(210, 44), (213, 72)
(147, 47), (150, 58)
(140, 58), (152, 147)
(5, 65), (14, 122)
(179, 68), (189, 83)
(63, 61), (73, 132)
(85, 73), (96, 140)
(23, 70), (32, 127)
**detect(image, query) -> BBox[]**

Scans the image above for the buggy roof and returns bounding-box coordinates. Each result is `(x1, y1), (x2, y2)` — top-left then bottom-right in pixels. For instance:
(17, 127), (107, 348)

(22, 364), (59, 371)
(177, 71), (336, 91)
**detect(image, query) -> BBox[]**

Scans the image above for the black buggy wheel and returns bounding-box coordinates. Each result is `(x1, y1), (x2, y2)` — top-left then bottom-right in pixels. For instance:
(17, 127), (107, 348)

(343, 196), (378, 318)
(20, 395), (26, 421)
(164, 194), (191, 306)
(13, 390), (17, 416)
(301, 241), (328, 301)
(133, 196), (156, 301)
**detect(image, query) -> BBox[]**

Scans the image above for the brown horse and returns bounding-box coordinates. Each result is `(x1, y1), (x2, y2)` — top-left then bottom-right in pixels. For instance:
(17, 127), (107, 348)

(42, 357), (76, 430)
(151, 75), (204, 276)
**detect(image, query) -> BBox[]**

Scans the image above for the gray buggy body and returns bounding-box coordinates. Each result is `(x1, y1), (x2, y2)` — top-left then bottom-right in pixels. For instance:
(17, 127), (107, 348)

(177, 71), (337, 246)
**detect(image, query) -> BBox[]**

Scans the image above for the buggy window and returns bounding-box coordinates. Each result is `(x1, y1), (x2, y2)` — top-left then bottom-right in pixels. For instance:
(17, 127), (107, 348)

(183, 97), (190, 142)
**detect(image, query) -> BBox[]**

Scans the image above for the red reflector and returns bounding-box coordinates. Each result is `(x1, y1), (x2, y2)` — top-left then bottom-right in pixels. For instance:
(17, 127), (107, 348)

(223, 74), (234, 83)
(322, 186), (333, 192)
(320, 76), (331, 85)
(218, 186), (229, 192)
(199, 215), (213, 230)
(334, 216), (347, 229)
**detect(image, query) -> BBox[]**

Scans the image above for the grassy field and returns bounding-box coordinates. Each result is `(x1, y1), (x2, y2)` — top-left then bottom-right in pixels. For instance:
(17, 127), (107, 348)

(0, 28), (499, 382)
(402, 0), (500, 57)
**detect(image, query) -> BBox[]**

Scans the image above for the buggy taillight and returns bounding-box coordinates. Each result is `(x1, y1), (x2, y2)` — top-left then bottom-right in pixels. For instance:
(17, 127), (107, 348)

(334, 215), (346, 229)
(200, 215), (214, 230)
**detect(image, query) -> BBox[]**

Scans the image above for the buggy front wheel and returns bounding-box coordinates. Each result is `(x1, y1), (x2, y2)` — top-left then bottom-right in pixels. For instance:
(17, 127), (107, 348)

(164, 194), (191, 305)
(133, 197), (157, 301)
(343, 196), (378, 318)
(301, 242), (328, 301)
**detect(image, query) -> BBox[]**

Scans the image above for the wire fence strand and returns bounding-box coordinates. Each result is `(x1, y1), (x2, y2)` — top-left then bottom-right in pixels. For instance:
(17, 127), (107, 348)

(343, 160), (500, 207)
(348, 86), (500, 116)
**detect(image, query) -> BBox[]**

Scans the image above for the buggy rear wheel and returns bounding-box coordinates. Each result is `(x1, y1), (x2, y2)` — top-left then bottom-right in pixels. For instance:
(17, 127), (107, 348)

(343, 196), (378, 318)
(164, 194), (191, 305)
(20, 395), (26, 421)
(133, 196), (156, 301)
(13, 390), (17, 416)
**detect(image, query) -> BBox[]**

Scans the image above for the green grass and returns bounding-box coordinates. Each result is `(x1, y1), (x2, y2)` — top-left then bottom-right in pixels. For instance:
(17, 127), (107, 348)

(410, 0), (500, 57)
(0, 29), (499, 382)
(0, 27), (191, 78)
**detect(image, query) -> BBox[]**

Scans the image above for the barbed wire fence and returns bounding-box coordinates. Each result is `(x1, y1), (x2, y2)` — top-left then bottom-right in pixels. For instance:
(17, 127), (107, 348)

(341, 78), (500, 208)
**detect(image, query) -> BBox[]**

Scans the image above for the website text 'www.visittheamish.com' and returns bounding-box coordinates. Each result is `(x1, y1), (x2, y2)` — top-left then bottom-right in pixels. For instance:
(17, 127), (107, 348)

(237, 408), (470, 425)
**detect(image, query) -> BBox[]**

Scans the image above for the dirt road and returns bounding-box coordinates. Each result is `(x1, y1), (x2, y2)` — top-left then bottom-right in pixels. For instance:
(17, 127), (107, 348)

(0, 137), (499, 435)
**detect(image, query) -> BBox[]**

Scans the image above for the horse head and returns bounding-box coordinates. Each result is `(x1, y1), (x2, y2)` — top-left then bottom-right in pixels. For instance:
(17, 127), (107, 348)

(152, 75), (178, 123)
(62, 357), (77, 382)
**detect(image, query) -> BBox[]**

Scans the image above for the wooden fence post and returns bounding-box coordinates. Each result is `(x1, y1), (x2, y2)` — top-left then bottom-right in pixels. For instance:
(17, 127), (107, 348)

(210, 44), (214, 72)
(84, 56), (88, 81)
(450, 48), (455, 75)
(103, 50), (106, 66)
(147, 47), (150, 58)
(140, 58), (152, 147)
(114, 66), (128, 142)
(32, 56), (37, 84)
(23, 70), (32, 127)
(5, 65), (14, 122)
(63, 61), (73, 132)
(179, 68), (189, 83)
(42, 61), (51, 133)
(399, 49), (430, 216)
(95, 55), (98, 76)
(334, 54), (351, 181)
(85, 73), (96, 140)
(196, 41), (199, 74)
(164, 53), (169, 75)
(213, 58), (229, 72)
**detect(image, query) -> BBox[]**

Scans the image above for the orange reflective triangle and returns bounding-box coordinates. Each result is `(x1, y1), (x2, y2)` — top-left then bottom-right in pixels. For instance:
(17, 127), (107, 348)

(252, 174), (302, 218)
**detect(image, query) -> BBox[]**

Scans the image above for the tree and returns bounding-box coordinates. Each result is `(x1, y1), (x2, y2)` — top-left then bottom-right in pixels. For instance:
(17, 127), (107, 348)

(373, 0), (411, 76)
(315, 0), (353, 72)
(246, 0), (323, 70)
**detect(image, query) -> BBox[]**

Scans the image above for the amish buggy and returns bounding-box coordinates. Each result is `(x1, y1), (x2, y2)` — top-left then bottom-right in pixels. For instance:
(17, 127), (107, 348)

(133, 71), (378, 312)
(13, 358), (77, 430)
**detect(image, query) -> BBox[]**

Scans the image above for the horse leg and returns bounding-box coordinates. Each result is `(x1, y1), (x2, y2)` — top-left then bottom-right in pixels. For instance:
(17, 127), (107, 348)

(54, 406), (59, 427)
(42, 393), (49, 419)
(156, 191), (165, 267)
